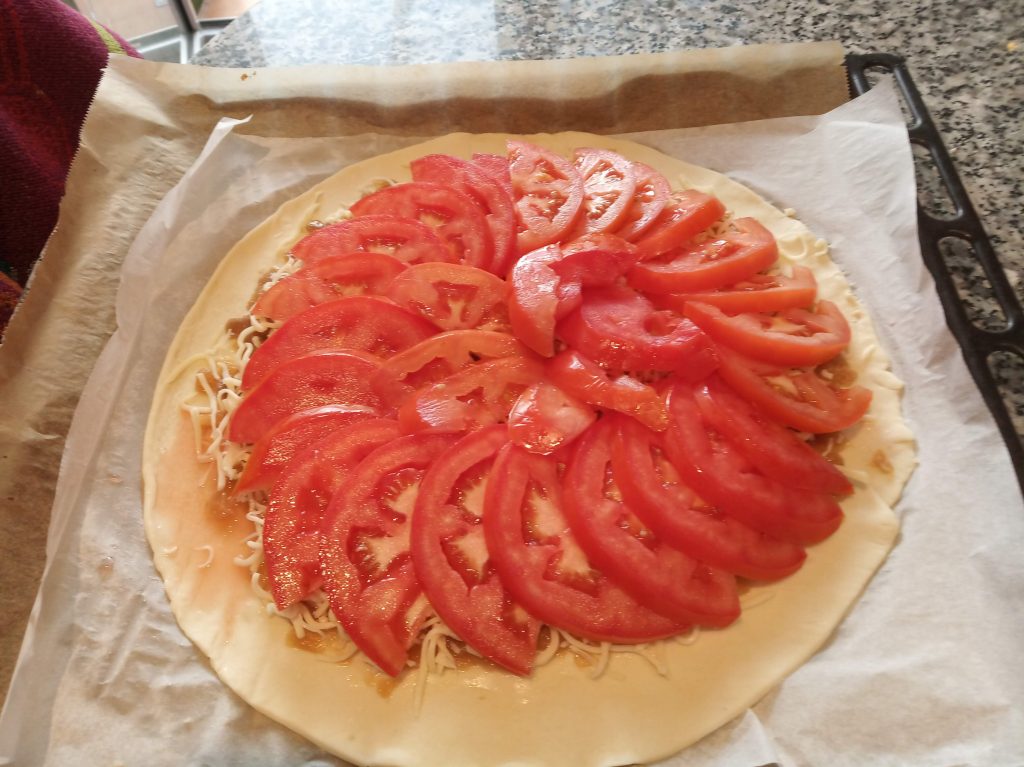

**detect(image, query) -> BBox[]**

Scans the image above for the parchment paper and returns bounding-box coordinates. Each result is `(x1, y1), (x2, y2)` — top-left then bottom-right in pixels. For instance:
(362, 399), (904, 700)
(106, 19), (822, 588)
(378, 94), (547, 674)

(2, 46), (1023, 766)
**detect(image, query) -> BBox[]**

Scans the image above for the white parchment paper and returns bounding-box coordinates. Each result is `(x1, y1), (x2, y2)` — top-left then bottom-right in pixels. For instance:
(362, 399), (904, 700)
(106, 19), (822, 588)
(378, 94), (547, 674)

(1, 79), (1022, 766)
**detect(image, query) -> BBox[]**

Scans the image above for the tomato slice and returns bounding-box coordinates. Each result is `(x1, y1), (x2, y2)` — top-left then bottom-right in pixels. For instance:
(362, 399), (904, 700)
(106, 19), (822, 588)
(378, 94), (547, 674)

(507, 381), (596, 454)
(385, 262), (509, 333)
(350, 182), (494, 269)
(613, 162), (671, 242)
(633, 190), (726, 260)
(612, 415), (806, 581)
(398, 356), (544, 433)
(241, 296), (436, 390)
(411, 154), (517, 276)
(695, 377), (852, 495)
(568, 148), (637, 236)
(252, 252), (406, 322)
(508, 140), (584, 253)
(556, 285), (718, 375)
(663, 381), (843, 544)
(233, 404), (378, 495)
(685, 299), (851, 367)
(652, 266), (817, 316)
(507, 244), (582, 357)
(629, 218), (779, 294)
(320, 431), (460, 676)
(483, 444), (686, 643)
(715, 346), (873, 434)
(291, 214), (450, 266)
(372, 329), (532, 405)
(262, 419), (402, 609)
(411, 426), (540, 675)
(554, 233), (640, 286)
(546, 349), (668, 431)
(228, 351), (385, 444)
(472, 153), (514, 199)
(562, 419), (740, 626)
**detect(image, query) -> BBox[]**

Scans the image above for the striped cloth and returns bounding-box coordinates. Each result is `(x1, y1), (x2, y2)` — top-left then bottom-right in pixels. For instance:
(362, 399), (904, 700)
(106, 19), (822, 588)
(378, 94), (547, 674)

(0, 0), (139, 342)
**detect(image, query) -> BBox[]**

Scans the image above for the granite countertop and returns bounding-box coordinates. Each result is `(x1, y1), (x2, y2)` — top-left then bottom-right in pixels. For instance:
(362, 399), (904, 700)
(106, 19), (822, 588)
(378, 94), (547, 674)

(193, 0), (1023, 436)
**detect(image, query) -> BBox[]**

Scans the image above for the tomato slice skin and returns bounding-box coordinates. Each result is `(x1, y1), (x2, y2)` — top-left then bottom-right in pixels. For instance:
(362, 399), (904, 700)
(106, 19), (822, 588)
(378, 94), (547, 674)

(228, 351), (385, 444)
(507, 381), (596, 455)
(562, 419), (740, 626)
(291, 214), (450, 266)
(629, 218), (779, 294)
(233, 404), (378, 495)
(554, 233), (640, 286)
(653, 266), (817, 315)
(472, 153), (514, 199)
(507, 244), (583, 357)
(320, 431), (460, 676)
(241, 296), (436, 390)
(350, 182), (494, 270)
(663, 381), (843, 545)
(262, 419), (402, 610)
(611, 415), (806, 581)
(252, 252), (406, 322)
(684, 299), (851, 367)
(633, 190), (726, 260)
(411, 154), (517, 276)
(411, 426), (540, 675)
(556, 285), (718, 375)
(695, 377), (853, 495)
(715, 346), (873, 434)
(568, 148), (637, 236)
(613, 161), (671, 242)
(546, 349), (668, 431)
(508, 140), (585, 253)
(385, 262), (509, 332)
(398, 356), (544, 433)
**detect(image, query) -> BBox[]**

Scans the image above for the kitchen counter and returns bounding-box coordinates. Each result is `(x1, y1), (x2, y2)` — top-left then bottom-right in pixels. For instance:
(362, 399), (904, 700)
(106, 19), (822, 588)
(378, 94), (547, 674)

(193, 0), (1023, 429)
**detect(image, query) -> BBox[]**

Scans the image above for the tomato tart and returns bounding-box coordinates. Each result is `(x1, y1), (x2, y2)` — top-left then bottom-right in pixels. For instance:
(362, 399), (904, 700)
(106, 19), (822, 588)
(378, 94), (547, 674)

(143, 133), (916, 766)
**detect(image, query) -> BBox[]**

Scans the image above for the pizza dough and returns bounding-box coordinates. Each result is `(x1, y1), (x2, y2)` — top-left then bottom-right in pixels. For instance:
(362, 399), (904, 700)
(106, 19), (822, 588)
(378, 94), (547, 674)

(142, 133), (916, 767)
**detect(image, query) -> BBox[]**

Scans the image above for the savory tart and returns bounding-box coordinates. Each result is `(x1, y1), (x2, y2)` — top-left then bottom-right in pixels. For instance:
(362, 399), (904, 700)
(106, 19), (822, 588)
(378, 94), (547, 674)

(143, 132), (915, 766)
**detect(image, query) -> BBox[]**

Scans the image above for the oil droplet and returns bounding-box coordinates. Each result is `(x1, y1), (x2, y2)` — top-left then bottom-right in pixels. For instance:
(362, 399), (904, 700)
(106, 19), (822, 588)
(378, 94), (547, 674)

(97, 556), (115, 578)
(108, 474), (123, 485)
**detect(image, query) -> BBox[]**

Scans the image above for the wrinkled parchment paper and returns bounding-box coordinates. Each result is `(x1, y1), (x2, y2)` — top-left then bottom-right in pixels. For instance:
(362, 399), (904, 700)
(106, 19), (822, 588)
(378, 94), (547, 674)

(2, 49), (1023, 766)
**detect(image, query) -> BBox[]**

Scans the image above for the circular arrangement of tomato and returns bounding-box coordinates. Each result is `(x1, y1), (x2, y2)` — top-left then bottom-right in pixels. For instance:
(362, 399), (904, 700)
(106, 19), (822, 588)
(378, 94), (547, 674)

(229, 141), (872, 678)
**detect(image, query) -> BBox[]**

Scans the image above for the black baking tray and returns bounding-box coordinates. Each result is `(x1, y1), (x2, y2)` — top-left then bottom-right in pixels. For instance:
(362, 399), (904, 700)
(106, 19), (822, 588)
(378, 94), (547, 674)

(845, 53), (1024, 498)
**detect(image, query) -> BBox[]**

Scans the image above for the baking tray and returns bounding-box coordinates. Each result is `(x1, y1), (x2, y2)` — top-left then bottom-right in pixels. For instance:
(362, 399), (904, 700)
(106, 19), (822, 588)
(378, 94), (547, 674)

(846, 53), (1024, 498)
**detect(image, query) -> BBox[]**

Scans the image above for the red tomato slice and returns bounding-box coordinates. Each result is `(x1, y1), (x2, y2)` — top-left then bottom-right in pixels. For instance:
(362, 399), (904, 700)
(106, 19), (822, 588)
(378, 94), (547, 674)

(685, 299), (851, 367)
(633, 190), (726, 260)
(472, 153), (514, 199)
(385, 262), (509, 332)
(350, 182), (494, 269)
(663, 381), (843, 544)
(562, 419), (740, 626)
(629, 218), (779, 294)
(411, 426), (540, 675)
(652, 266), (817, 315)
(233, 404), (378, 495)
(252, 252), (406, 322)
(507, 140), (585, 253)
(507, 381), (596, 455)
(291, 214), (450, 266)
(612, 415), (806, 581)
(554, 233), (640, 286)
(546, 349), (668, 431)
(399, 356), (544, 433)
(556, 285), (718, 375)
(508, 244), (584, 358)
(320, 431), (460, 676)
(715, 346), (873, 433)
(241, 296), (436, 390)
(614, 161), (671, 242)
(262, 419), (402, 609)
(372, 329), (532, 405)
(695, 377), (852, 495)
(568, 148), (637, 236)
(483, 444), (687, 643)
(228, 351), (385, 444)
(411, 154), (517, 276)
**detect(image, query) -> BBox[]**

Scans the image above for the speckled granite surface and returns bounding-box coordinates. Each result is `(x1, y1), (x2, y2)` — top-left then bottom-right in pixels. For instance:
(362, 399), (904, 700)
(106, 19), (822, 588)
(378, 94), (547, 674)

(191, 0), (1024, 436)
